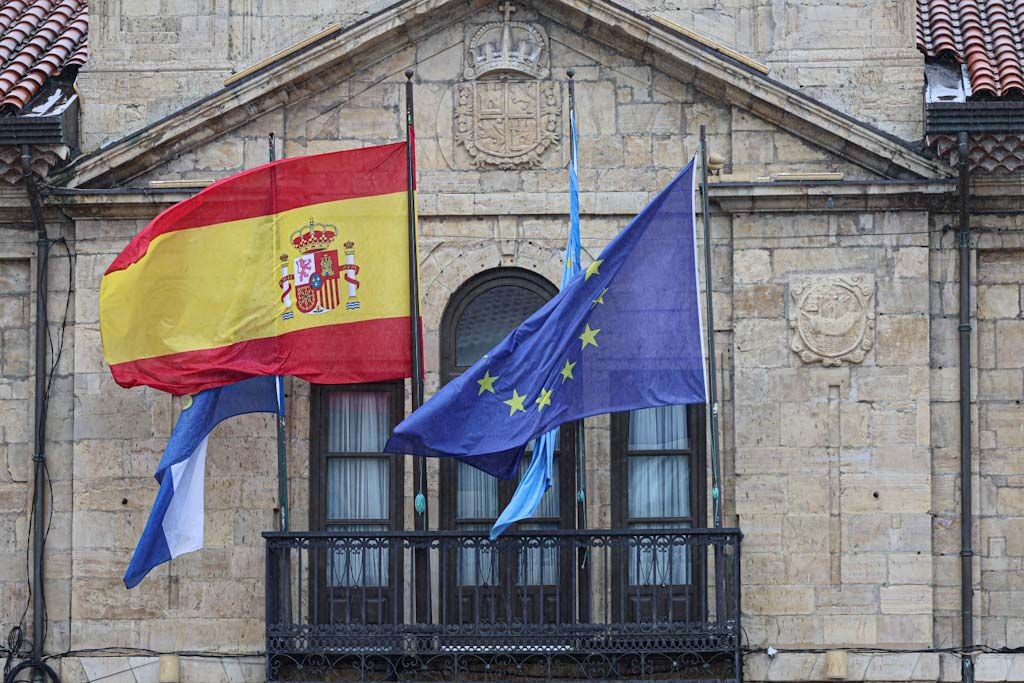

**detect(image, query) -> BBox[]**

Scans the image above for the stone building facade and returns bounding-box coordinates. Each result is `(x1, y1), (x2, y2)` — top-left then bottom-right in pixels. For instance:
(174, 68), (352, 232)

(0, 0), (1022, 681)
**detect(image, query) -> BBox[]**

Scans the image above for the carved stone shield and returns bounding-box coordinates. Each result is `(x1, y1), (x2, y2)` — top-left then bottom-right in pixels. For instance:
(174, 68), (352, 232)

(790, 275), (875, 366)
(455, 79), (559, 169)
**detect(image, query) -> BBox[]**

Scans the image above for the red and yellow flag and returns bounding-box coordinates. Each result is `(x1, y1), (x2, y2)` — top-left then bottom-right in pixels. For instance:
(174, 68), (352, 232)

(101, 142), (415, 395)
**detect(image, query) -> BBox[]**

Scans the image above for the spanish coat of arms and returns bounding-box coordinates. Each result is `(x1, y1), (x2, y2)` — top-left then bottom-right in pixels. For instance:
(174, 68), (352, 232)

(455, 2), (560, 169)
(279, 220), (361, 320)
(790, 275), (875, 366)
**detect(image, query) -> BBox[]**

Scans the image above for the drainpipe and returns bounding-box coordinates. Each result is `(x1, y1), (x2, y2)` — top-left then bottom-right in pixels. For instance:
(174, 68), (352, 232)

(21, 144), (49, 683)
(957, 131), (974, 683)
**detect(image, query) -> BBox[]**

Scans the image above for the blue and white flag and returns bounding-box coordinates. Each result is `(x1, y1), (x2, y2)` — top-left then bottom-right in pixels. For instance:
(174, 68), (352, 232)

(385, 159), (705, 478)
(490, 110), (583, 539)
(124, 375), (283, 588)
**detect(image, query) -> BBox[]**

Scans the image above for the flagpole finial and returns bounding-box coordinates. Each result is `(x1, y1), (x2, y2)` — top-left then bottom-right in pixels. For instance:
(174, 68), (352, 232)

(566, 67), (575, 78)
(405, 68), (414, 80)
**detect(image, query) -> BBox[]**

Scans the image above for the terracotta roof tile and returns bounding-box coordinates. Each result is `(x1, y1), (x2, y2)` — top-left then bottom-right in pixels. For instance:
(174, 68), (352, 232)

(0, 0), (87, 113)
(917, 0), (1024, 98)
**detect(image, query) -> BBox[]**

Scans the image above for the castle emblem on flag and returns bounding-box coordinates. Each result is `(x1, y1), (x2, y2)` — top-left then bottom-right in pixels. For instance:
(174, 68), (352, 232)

(280, 219), (361, 319)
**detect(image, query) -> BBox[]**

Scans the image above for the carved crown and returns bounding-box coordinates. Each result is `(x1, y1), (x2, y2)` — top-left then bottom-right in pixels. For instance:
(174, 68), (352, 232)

(291, 219), (337, 253)
(465, 3), (549, 80)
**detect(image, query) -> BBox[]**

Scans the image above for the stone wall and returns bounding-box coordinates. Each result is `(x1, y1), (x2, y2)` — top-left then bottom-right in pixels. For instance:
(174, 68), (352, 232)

(76, 0), (922, 154)
(730, 211), (935, 650)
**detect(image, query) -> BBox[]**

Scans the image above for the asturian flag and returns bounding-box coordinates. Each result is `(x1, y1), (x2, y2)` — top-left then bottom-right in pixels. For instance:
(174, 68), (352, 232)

(385, 160), (706, 478)
(100, 143), (415, 396)
(123, 376), (282, 588)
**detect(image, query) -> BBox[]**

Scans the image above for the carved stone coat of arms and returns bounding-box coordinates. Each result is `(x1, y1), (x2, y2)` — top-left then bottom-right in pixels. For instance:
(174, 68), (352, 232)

(455, 2), (560, 169)
(790, 275), (875, 366)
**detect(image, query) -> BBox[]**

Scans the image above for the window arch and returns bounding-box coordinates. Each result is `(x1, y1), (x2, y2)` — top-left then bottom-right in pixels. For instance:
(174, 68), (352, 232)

(438, 268), (576, 612)
(440, 267), (558, 382)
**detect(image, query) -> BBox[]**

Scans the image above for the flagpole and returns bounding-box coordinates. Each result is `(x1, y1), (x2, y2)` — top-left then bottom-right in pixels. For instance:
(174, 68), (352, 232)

(567, 70), (588, 534)
(699, 124), (722, 529)
(269, 132), (289, 532)
(405, 69), (431, 624)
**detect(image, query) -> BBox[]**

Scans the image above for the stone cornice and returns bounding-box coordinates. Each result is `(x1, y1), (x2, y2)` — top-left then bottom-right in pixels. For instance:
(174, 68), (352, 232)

(49, 182), (999, 221)
(55, 0), (946, 189)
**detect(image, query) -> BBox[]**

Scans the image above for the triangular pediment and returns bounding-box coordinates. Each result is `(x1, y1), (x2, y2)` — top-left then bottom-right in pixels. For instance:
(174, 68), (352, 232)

(57, 0), (950, 190)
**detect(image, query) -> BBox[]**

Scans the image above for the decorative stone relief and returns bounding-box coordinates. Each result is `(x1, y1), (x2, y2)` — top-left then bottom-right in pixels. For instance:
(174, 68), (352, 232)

(454, 2), (560, 169)
(790, 275), (875, 366)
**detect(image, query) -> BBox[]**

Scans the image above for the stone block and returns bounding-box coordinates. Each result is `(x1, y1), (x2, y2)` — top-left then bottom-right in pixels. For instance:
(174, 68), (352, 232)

(743, 586), (815, 615)
(823, 614), (877, 645)
(735, 318), (790, 368)
(978, 285), (1020, 319)
(734, 283), (785, 318)
(734, 249), (772, 284)
(875, 314), (929, 367)
(895, 247), (929, 279)
(996, 320), (1024, 368)
(735, 474), (787, 514)
(617, 102), (681, 135)
(842, 552), (888, 583)
(880, 585), (931, 614)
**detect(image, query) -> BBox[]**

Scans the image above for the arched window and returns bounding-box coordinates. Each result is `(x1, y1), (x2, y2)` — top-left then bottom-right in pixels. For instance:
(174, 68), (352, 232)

(439, 268), (577, 597)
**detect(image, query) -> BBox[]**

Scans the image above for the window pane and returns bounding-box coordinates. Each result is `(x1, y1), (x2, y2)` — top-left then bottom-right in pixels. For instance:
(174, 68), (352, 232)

(628, 405), (688, 450)
(628, 454), (690, 518)
(327, 457), (389, 520)
(517, 521), (559, 585)
(457, 522), (497, 586)
(456, 285), (547, 366)
(456, 461), (499, 520)
(628, 522), (691, 586)
(327, 523), (389, 587)
(327, 391), (390, 452)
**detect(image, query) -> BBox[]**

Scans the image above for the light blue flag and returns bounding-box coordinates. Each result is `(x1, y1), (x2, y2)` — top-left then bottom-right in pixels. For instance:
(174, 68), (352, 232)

(490, 110), (583, 539)
(124, 376), (283, 588)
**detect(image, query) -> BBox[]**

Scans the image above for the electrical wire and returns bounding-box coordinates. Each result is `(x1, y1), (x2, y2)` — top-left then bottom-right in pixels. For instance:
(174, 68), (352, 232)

(3, 236), (73, 683)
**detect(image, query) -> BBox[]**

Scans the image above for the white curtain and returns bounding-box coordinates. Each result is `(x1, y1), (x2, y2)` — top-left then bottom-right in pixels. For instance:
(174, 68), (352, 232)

(328, 391), (389, 452)
(628, 405), (690, 586)
(628, 404), (688, 450)
(518, 447), (560, 585)
(456, 463), (499, 586)
(325, 391), (391, 588)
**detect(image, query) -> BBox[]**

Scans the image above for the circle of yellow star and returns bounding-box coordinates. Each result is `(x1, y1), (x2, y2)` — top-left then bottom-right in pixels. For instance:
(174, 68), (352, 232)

(592, 287), (608, 306)
(535, 387), (553, 412)
(560, 359), (576, 383)
(477, 369), (499, 395)
(585, 259), (604, 281)
(503, 389), (527, 415)
(579, 323), (600, 350)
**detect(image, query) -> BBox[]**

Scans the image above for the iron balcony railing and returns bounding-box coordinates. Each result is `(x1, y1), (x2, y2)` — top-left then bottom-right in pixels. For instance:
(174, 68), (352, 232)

(264, 528), (742, 681)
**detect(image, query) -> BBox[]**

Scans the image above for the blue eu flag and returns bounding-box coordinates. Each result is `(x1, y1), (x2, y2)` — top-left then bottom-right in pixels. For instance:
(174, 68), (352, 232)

(384, 161), (706, 478)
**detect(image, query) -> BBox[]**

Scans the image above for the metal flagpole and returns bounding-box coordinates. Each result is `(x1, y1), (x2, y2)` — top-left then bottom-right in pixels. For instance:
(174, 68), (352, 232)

(405, 69), (431, 623)
(567, 70), (588, 535)
(698, 125), (723, 530)
(269, 132), (289, 532)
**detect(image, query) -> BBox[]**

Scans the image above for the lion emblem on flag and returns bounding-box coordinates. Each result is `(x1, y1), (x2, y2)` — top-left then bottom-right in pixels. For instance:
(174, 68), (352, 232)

(279, 220), (361, 319)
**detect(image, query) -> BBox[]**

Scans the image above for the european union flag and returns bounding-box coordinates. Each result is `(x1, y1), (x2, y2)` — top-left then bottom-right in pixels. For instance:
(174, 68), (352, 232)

(384, 161), (705, 477)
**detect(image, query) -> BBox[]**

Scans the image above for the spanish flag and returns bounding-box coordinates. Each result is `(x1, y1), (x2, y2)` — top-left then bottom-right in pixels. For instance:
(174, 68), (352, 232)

(101, 142), (415, 396)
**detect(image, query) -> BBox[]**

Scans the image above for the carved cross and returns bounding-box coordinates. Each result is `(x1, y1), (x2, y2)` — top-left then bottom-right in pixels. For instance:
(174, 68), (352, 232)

(499, 1), (516, 23)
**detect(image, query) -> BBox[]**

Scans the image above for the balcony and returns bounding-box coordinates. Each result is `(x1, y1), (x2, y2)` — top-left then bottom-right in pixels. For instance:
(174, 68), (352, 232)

(264, 528), (742, 682)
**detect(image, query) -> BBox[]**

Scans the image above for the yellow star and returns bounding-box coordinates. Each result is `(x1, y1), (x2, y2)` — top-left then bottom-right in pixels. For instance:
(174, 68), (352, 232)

(592, 287), (608, 306)
(585, 259), (604, 281)
(535, 387), (553, 412)
(579, 323), (600, 350)
(560, 359), (576, 383)
(477, 369), (499, 395)
(503, 389), (527, 415)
